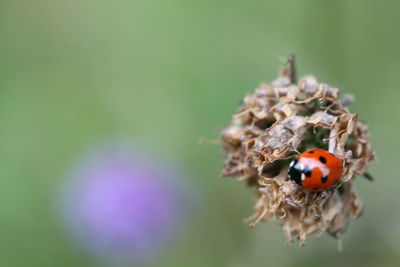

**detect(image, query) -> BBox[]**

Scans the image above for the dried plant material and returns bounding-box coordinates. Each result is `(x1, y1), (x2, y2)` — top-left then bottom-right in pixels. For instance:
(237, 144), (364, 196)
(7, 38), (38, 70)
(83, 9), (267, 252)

(308, 112), (337, 129)
(219, 57), (375, 247)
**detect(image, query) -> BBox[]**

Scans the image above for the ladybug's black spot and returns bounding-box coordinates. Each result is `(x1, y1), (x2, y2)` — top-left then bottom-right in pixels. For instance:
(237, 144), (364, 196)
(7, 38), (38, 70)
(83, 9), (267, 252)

(309, 150), (315, 154)
(304, 166), (312, 177)
(321, 175), (328, 183)
(319, 156), (327, 164)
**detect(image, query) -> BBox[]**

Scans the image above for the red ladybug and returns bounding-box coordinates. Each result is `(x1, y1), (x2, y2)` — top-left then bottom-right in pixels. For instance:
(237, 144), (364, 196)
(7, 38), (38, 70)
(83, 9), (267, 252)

(287, 149), (343, 192)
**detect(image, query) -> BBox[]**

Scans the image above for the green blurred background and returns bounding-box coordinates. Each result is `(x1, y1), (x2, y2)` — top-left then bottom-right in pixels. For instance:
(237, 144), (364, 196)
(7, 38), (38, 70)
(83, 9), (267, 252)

(1, 0), (399, 266)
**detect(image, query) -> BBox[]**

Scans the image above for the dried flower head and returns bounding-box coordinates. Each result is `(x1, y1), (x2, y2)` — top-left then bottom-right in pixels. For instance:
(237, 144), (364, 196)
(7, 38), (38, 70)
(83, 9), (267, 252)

(220, 57), (375, 247)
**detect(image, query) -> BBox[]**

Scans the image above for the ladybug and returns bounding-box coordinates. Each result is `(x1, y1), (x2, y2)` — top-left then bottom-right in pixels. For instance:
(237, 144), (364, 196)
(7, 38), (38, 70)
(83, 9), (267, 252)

(287, 149), (343, 192)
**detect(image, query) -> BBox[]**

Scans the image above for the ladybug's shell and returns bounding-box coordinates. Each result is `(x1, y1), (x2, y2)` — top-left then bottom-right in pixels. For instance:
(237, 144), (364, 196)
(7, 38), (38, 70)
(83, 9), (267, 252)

(289, 149), (343, 192)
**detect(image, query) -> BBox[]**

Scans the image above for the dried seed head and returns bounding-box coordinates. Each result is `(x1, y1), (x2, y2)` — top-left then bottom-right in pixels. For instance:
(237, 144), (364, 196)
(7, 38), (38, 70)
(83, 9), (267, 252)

(220, 58), (375, 247)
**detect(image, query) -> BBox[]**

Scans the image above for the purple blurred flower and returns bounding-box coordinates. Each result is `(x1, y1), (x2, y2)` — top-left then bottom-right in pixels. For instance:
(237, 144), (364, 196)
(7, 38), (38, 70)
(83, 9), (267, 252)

(59, 143), (191, 263)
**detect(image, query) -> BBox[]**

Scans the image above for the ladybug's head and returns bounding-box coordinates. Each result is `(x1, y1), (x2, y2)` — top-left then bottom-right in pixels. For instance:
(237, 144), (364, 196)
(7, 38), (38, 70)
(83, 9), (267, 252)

(287, 159), (312, 187)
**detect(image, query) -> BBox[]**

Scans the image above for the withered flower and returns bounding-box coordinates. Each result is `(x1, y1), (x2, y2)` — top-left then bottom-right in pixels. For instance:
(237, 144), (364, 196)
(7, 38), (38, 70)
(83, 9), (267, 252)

(220, 57), (375, 248)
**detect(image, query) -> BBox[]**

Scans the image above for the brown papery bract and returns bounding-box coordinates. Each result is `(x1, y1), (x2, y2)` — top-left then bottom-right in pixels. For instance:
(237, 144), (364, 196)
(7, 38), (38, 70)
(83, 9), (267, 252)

(220, 58), (375, 248)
